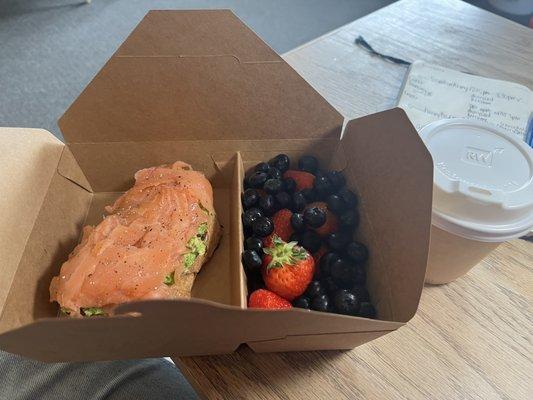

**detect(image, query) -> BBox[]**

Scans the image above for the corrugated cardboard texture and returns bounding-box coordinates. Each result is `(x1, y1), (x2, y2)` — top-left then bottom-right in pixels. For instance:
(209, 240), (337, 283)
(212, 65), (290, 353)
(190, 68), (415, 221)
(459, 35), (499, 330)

(59, 11), (343, 145)
(340, 109), (433, 322)
(0, 128), (64, 317)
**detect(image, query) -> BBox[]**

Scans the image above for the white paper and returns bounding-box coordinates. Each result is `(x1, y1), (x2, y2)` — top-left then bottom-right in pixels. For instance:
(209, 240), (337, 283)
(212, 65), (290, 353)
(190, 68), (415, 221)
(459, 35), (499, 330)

(397, 61), (532, 140)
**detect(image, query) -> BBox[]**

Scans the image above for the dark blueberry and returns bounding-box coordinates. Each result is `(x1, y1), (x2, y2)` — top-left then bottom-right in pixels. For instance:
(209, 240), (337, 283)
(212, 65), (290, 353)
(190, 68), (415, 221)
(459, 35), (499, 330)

(258, 194), (277, 216)
(268, 167), (282, 180)
(351, 285), (370, 302)
(268, 154), (290, 173)
(293, 296), (311, 309)
(242, 208), (263, 231)
(346, 241), (369, 264)
(319, 252), (342, 277)
(252, 217), (274, 238)
(241, 188), (259, 209)
(337, 188), (358, 208)
(300, 188), (316, 203)
(322, 276), (340, 295)
(326, 171), (346, 191)
(313, 175), (333, 199)
(254, 162), (271, 173)
(244, 236), (264, 254)
(333, 289), (360, 315)
(247, 271), (265, 292)
(339, 209), (360, 229)
(300, 230), (322, 253)
(311, 294), (331, 312)
(331, 258), (357, 288)
(242, 250), (262, 272)
(298, 155), (319, 174)
(275, 191), (292, 209)
(326, 194), (346, 215)
(352, 265), (366, 285)
(358, 302), (376, 318)
(303, 207), (326, 228)
(305, 280), (325, 298)
(264, 178), (283, 194)
(292, 191), (307, 212)
(327, 231), (351, 252)
(248, 171), (268, 188)
(283, 177), (297, 193)
(289, 232), (301, 243)
(290, 213), (306, 232)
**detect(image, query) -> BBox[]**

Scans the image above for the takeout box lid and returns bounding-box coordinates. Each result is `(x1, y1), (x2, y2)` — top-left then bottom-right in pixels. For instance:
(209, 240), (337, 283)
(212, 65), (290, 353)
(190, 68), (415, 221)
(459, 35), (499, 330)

(58, 10), (344, 144)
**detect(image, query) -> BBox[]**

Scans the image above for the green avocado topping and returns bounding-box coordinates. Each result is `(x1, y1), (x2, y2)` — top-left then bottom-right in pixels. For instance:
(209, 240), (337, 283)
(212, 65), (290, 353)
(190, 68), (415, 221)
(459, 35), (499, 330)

(181, 222), (209, 271)
(60, 307), (72, 315)
(81, 307), (106, 317)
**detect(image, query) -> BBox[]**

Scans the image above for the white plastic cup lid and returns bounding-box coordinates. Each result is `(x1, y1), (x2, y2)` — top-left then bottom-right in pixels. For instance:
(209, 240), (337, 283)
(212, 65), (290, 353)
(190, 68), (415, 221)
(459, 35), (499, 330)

(419, 119), (533, 242)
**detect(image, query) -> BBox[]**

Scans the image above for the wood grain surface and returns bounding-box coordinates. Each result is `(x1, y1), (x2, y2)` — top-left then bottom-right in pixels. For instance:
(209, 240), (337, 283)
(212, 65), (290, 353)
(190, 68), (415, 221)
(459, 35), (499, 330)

(174, 0), (533, 398)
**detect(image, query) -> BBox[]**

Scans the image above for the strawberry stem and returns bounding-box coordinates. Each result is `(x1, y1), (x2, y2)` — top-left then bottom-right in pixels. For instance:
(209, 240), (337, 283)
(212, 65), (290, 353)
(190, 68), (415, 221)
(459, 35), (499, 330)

(263, 236), (307, 269)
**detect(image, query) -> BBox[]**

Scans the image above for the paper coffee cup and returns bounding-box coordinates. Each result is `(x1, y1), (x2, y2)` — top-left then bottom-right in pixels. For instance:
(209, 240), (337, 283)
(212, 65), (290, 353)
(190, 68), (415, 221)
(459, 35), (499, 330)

(419, 119), (533, 284)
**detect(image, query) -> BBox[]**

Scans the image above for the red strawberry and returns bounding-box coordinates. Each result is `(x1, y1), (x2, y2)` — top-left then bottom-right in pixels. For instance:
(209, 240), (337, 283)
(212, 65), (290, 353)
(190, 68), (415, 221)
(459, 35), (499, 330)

(264, 209), (293, 247)
(306, 202), (338, 236)
(283, 170), (315, 191)
(248, 289), (292, 309)
(262, 237), (315, 301)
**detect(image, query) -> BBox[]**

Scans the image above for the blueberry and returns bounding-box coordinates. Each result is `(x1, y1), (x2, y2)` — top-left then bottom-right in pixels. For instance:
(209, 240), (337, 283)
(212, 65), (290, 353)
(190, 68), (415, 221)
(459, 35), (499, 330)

(351, 285), (370, 302)
(242, 208), (263, 231)
(313, 175), (333, 199)
(244, 236), (263, 254)
(305, 280), (325, 298)
(322, 276), (340, 295)
(293, 296), (311, 309)
(242, 250), (262, 272)
(268, 167), (282, 180)
(333, 289), (360, 315)
(298, 155), (319, 174)
(289, 232), (301, 243)
(352, 265), (366, 285)
(300, 230), (322, 253)
(303, 207), (326, 228)
(275, 191), (292, 209)
(241, 189), (259, 209)
(248, 171), (268, 188)
(311, 294), (331, 312)
(292, 191), (307, 212)
(326, 171), (346, 191)
(358, 302), (376, 318)
(319, 252), (342, 277)
(268, 154), (290, 173)
(283, 177), (297, 193)
(331, 258), (357, 288)
(346, 241), (369, 264)
(327, 231), (351, 252)
(290, 213), (306, 232)
(339, 210), (360, 229)
(264, 178), (283, 194)
(252, 217), (274, 238)
(254, 162), (271, 173)
(300, 188), (316, 203)
(326, 194), (346, 215)
(259, 194), (277, 216)
(337, 188), (358, 208)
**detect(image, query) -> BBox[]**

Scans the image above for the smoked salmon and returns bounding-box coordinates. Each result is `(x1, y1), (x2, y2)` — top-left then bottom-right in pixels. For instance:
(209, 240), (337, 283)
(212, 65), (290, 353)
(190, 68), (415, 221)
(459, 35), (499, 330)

(50, 161), (221, 317)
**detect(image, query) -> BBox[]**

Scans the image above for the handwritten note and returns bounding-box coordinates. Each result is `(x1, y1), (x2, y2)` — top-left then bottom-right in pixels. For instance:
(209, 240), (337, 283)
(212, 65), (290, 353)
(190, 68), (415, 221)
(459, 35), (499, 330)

(397, 61), (532, 140)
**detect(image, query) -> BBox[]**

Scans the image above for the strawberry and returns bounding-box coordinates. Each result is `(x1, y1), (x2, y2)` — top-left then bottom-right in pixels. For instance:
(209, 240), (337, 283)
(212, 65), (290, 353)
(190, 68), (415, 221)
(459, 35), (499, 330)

(248, 289), (292, 309)
(283, 170), (315, 191)
(263, 209), (294, 247)
(306, 202), (338, 236)
(312, 245), (328, 279)
(262, 237), (315, 300)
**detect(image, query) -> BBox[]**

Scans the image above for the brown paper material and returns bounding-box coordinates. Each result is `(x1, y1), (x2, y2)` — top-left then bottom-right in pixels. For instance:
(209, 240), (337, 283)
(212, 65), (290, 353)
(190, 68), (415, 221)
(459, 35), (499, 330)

(0, 10), (432, 361)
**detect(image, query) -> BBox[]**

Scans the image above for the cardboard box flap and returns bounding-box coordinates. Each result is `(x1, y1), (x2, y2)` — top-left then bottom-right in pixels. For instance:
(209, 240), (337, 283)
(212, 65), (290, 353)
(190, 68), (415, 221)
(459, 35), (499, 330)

(0, 128), (64, 315)
(59, 10), (343, 144)
(339, 109), (433, 322)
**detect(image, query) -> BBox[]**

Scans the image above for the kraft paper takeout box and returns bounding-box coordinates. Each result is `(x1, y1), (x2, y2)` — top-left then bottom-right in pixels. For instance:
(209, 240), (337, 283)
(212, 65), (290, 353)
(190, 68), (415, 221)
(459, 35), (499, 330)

(0, 10), (433, 362)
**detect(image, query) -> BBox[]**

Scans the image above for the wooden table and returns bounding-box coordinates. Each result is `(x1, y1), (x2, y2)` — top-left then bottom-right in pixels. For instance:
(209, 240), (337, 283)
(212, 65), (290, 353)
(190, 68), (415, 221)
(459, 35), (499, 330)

(175, 1), (533, 398)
